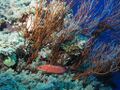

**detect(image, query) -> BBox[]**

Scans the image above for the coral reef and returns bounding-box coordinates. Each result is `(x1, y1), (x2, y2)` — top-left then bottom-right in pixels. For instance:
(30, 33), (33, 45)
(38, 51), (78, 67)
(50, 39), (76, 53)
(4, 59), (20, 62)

(0, 69), (112, 90)
(0, 0), (31, 23)
(22, 0), (120, 78)
(0, 31), (24, 55)
(0, 0), (120, 90)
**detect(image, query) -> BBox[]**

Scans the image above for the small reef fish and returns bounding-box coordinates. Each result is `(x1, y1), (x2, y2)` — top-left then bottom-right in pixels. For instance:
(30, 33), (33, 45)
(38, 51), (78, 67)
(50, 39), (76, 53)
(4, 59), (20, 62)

(37, 64), (66, 74)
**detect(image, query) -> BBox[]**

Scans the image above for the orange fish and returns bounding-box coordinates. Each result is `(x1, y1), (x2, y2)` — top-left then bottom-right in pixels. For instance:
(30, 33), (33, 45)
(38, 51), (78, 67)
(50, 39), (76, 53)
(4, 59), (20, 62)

(37, 64), (66, 74)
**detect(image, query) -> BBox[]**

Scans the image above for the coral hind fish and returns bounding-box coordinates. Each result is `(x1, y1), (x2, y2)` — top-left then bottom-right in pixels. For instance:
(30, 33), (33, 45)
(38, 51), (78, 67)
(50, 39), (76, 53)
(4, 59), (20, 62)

(36, 64), (66, 74)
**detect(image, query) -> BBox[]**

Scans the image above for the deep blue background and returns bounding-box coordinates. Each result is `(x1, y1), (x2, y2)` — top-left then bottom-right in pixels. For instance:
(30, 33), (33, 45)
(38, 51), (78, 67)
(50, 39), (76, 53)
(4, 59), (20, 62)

(71, 0), (120, 90)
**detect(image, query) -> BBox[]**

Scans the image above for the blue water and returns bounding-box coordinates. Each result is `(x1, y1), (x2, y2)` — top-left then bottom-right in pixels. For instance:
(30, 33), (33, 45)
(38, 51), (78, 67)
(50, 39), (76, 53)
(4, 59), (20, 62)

(112, 72), (120, 90)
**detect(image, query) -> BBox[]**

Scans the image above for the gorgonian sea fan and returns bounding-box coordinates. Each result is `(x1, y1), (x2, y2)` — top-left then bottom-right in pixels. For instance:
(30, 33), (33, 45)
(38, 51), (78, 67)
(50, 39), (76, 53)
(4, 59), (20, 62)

(89, 30), (120, 75)
(72, 0), (120, 79)
(82, 0), (120, 75)
(71, 0), (120, 80)
(74, 0), (120, 36)
(72, 0), (119, 77)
